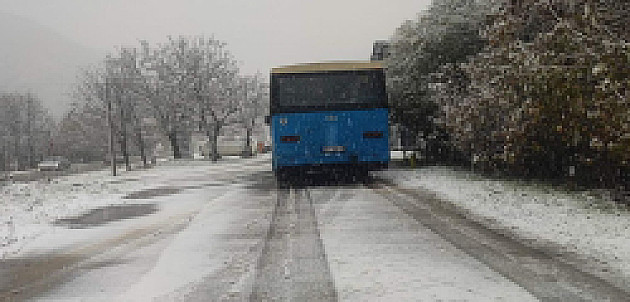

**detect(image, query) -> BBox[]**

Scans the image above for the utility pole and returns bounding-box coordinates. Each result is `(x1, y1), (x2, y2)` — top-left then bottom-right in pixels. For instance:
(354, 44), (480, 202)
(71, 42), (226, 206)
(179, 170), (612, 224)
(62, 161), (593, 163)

(242, 79), (252, 157)
(120, 49), (137, 171)
(131, 54), (147, 168)
(14, 95), (22, 171)
(106, 56), (117, 176)
(26, 95), (33, 168)
(119, 58), (130, 171)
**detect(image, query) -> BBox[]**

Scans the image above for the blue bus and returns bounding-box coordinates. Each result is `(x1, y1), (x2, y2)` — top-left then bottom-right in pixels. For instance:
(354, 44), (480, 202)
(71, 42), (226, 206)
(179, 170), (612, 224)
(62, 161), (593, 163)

(270, 61), (389, 178)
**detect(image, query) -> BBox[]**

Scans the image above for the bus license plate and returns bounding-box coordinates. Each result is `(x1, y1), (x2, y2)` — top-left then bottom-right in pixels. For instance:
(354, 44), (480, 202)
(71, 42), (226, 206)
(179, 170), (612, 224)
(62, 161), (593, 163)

(322, 146), (345, 152)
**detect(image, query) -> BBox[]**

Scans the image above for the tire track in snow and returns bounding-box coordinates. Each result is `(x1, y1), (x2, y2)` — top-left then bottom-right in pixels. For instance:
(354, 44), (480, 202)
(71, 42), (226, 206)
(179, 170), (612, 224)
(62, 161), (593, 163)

(250, 186), (338, 301)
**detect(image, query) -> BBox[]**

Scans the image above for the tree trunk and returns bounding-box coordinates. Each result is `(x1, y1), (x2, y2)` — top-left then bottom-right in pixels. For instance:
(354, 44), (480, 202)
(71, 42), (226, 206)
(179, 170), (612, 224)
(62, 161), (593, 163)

(15, 124), (23, 171)
(211, 124), (219, 162)
(169, 131), (181, 159)
(119, 124), (130, 170)
(138, 125), (146, 167)
(106, 80), (117, 176)
(118, 90), (130, 170)
(242, 124), (252, 157)
(134, 116), (146, 167)
(0, 145), (5, 172)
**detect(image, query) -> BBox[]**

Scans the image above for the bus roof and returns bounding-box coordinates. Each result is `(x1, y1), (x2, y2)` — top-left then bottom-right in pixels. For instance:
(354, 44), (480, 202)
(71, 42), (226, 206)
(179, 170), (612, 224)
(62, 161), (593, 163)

(271, 61), (383, 74)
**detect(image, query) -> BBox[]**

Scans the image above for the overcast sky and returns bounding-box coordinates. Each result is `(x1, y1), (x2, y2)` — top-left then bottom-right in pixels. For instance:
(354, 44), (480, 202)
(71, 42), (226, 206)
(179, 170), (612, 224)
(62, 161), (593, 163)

(0, 0), (430, 76)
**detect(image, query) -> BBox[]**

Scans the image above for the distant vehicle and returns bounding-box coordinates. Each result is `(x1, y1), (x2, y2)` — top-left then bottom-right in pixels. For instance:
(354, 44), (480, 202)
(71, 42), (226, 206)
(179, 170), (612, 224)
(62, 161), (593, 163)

(38, 156), (71, 171)
(269, 61), (389, 177)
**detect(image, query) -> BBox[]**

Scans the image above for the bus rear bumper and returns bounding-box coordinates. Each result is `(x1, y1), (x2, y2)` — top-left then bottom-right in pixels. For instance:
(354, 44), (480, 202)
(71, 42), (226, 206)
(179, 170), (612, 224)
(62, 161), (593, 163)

(273, 161), (388, 175)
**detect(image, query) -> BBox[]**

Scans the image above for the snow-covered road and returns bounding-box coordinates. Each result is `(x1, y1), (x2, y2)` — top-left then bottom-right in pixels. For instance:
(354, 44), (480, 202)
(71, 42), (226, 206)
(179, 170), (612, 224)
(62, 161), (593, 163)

(377, 167), (630, 297)
(1, 156), (628, 301)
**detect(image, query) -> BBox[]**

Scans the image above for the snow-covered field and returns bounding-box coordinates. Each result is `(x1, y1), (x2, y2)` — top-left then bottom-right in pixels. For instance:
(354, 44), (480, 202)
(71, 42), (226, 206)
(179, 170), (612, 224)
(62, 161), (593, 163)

(378, 166), (630, 288)
(0, 156), (270, 259)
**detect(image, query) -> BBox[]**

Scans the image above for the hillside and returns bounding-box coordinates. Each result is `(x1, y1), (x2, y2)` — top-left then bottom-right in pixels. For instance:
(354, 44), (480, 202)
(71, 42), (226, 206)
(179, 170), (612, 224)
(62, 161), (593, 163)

(0, 12), (102, 118)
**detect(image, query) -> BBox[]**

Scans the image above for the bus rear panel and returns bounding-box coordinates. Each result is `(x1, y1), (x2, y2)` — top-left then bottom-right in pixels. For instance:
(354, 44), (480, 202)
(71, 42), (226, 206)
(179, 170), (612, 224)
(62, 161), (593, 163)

(272, 108), (389, 171)
(270, 61), (389, 174)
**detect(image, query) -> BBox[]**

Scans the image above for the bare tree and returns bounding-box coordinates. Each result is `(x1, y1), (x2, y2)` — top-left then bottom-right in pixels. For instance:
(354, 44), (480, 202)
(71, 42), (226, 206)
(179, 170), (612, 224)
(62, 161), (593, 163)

(0, 92), (54, 171)
(138, 38), (195, 159)
(139, 36), (241, 161)
(62, 35), (251, 166)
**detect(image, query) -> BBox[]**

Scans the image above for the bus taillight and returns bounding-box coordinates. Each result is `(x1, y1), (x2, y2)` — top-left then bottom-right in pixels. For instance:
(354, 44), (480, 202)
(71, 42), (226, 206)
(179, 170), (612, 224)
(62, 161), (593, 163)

(281, 135), (301, 142)
(363, 131), (383, 138)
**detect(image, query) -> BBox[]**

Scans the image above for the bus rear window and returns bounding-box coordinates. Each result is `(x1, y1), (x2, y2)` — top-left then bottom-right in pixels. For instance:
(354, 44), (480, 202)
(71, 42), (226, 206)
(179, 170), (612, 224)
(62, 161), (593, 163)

(272, 70), (385, 110)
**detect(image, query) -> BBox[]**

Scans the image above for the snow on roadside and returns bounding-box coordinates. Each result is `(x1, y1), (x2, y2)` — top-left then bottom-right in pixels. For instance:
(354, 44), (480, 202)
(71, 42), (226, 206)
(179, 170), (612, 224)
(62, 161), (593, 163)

(0, 155), (271, 258)
(1, 168), (141, 257)
(378, 166), (630, 282)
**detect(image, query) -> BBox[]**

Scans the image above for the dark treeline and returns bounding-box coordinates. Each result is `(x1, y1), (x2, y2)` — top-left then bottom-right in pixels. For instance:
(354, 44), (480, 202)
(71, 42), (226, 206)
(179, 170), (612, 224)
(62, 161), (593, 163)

(387, 0), (630, 190)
